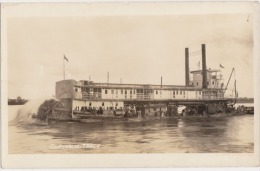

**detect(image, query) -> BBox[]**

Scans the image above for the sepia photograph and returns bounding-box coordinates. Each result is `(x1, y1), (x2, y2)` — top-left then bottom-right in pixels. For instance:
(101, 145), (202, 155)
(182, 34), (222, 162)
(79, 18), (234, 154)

(1, 2), (259, 168)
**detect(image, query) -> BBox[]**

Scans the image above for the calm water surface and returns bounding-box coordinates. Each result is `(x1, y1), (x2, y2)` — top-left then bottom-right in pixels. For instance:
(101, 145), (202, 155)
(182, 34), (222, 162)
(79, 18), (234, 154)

(8, 105), (254, 154)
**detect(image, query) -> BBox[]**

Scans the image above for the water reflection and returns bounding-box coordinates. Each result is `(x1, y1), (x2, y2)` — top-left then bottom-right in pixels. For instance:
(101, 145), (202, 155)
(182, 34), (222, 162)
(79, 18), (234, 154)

(9, 115), (254, 154)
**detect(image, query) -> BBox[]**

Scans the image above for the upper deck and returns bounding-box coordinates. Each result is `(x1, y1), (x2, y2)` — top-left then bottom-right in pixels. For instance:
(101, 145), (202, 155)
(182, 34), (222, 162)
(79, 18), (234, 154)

(55, 79), (226, 101)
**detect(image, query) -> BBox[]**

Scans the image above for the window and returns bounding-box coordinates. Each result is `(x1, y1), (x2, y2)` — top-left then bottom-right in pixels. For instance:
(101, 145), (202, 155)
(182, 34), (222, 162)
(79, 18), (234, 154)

(176, 91), (178, 95)
(89, 102), (92, 106)
(102, 102), (104, 106)
(134, 91), (135, 94)
(130, 91), (132, 94)
(116, 103), (118, 106)
(212, 81), (215, 85)
(105, 90), (107, 94)
(180, 91), (182, 95)
(125, 90), (127, 94)
(197, 82), (199, 86)
(121, 90), (123, 94)
(116, 90), (118, 94)
(156, 91), (158, 95)
(173, 91), (175, 95)
(137, 89), (143, 93)
(199, 91), (202, 95)
(207, 81), (209, 85)
(183, 91), (185, 95)
(111, 89), (114, 94)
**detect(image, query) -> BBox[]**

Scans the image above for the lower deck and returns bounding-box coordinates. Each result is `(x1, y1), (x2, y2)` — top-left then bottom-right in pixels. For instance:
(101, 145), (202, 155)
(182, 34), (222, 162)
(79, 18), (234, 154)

(68, 98), (235, 119)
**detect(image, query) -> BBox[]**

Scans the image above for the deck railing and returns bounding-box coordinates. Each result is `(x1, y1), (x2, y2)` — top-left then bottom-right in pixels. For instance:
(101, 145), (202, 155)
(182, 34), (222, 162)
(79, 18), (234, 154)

(82, 92), (102, 100)
(80, 92), (226, 100)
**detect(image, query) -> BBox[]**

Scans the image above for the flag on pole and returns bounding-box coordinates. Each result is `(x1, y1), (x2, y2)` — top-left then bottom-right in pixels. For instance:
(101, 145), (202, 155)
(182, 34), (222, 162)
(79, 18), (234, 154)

(220, 64), (224, 68)
(64, 55), (69, 62)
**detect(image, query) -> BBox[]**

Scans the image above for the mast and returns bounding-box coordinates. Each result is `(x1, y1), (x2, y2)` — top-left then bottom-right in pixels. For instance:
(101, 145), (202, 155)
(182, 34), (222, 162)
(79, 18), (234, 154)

(63, 56), (65, 80)
(234, 79), (237, 103)
(224, 68), (235, 95)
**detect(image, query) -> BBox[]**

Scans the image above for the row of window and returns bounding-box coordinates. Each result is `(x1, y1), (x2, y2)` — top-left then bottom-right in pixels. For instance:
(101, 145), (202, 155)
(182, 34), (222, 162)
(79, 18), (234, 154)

(173, 91), (186, 95)
(105, 89), (136, 95)
(103, 89), (204, 96)
(74, 106), (123, 111)
(82, 102), (120, 107)
(155, 90), (202, 96)
(192, 81), (220, 86)
(76, 87), (218, 97)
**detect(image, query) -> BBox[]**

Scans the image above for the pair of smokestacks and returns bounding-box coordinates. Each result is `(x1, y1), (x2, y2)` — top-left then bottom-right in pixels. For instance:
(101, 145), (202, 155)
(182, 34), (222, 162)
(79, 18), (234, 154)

(185, 44), (207, 88)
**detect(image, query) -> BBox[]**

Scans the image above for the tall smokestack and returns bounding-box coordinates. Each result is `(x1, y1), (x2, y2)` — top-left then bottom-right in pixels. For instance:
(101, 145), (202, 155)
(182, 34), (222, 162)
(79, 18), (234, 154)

(185, 48), (189, 86)
(202, 44), (207, 88)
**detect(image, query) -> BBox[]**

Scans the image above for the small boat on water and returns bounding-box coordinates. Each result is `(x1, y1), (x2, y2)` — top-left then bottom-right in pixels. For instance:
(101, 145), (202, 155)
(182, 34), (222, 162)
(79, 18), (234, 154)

(234, 103), (254, 115)
(8, 96), (28, 105)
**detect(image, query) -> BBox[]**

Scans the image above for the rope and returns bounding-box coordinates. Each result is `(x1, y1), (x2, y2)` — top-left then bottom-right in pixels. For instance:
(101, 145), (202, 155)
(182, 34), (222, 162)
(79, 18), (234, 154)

(234, 68), (236, 80)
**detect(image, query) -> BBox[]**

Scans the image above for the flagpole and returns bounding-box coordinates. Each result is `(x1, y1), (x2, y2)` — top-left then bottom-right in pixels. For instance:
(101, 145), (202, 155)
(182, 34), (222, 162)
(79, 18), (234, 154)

(63, 56), (65, 80)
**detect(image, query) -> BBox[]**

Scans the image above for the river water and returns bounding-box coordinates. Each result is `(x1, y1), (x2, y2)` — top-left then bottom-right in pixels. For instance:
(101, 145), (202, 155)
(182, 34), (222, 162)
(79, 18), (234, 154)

(8, 104), (254, 154)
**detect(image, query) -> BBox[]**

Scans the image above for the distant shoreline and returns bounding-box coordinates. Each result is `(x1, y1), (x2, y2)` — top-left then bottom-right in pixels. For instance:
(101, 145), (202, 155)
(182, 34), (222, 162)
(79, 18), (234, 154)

(236, 98), (254, 103)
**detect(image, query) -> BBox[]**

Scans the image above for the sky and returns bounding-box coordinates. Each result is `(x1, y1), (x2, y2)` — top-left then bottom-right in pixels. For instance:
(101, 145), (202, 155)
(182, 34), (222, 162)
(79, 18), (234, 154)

(7, 13), (253, 99)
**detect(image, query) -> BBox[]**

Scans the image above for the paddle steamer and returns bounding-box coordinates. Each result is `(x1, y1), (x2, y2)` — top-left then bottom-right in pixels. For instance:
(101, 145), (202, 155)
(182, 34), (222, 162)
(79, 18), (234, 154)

(48, 44), (237, 121)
